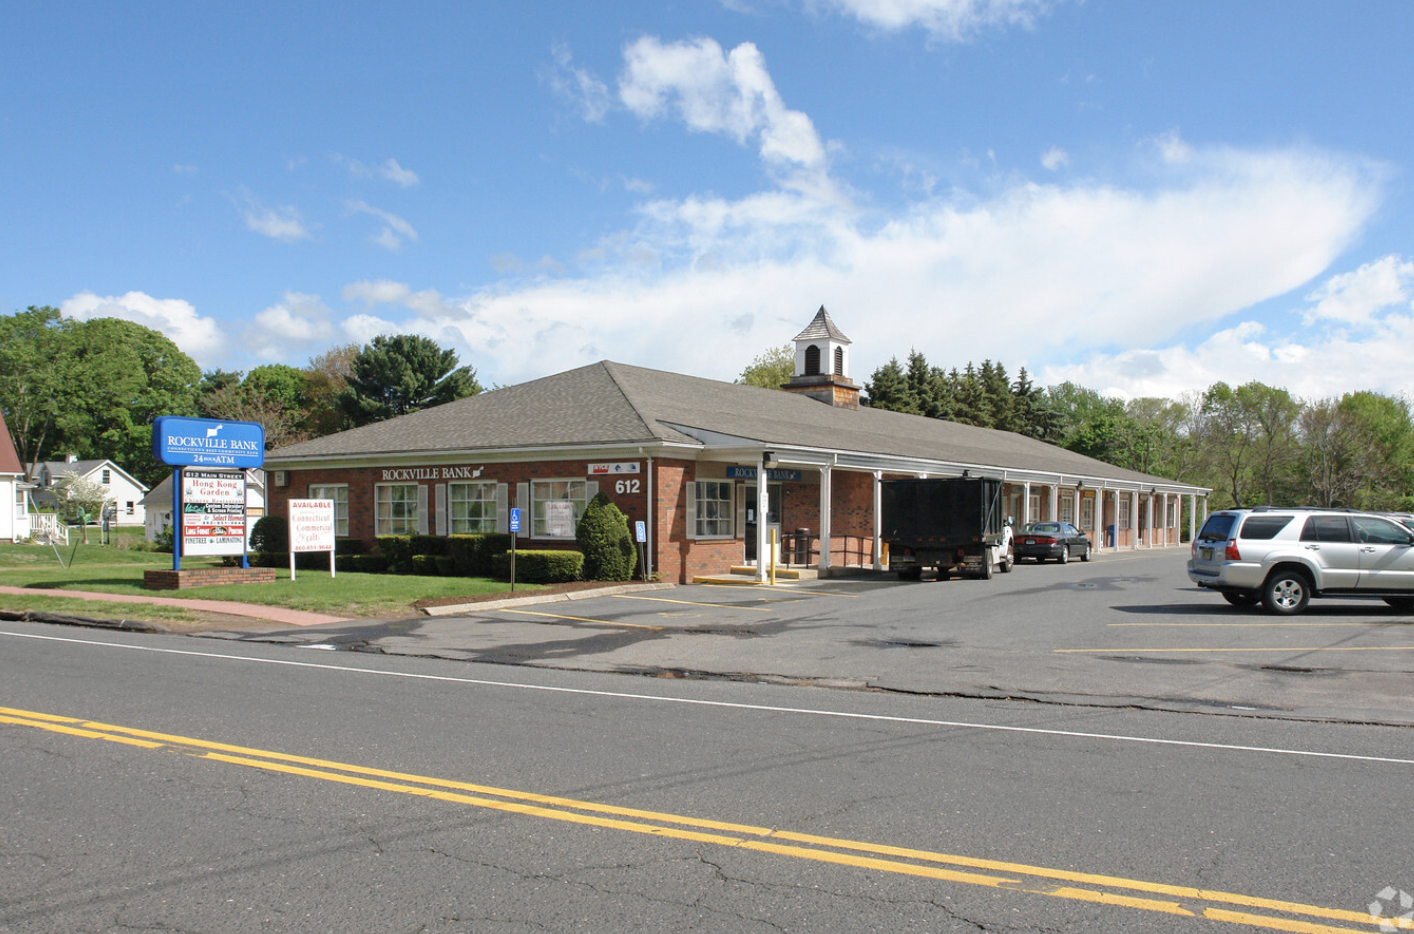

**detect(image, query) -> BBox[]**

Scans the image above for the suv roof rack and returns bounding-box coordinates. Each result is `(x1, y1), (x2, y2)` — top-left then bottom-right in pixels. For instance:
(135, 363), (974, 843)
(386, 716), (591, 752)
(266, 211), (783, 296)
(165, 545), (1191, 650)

(1249, 505), (1361, 512)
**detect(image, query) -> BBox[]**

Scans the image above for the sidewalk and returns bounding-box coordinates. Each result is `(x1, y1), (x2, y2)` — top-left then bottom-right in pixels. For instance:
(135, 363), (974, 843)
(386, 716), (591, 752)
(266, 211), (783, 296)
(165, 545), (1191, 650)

(0, 584), (348, 627)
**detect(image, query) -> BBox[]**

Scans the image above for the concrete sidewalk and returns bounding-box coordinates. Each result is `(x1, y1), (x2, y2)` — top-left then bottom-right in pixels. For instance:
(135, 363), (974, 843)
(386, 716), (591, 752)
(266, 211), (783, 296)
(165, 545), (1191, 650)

(0, 584), (349, 627)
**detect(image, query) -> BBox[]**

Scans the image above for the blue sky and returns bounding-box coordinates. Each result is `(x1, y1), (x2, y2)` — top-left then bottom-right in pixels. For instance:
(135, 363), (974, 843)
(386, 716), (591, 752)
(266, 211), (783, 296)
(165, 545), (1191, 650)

(3, 1), (1412, 402)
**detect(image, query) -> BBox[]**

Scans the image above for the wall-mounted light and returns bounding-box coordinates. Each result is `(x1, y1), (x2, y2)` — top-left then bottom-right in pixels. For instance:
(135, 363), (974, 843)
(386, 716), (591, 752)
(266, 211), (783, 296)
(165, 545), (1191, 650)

(1077, 480), (1085, 489)
(962, 469), (971, 478)
(763, 451), (779, 469)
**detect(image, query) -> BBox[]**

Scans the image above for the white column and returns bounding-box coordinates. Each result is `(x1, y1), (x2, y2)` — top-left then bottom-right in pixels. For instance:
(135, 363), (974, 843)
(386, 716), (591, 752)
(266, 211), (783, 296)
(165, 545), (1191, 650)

(872, 471), (883, 571)
(1022, 482), (1031, 524)
(1130, 490), (1140, 550)
(755, 466), (770, 582)
(818, 466), (833, 574)
(1048, 484), (1059, 523)
(1189, 493), (1197, 543)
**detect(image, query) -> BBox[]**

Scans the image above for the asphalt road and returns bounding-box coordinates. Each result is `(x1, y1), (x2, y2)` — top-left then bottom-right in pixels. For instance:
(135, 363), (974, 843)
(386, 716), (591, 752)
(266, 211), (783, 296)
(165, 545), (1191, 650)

(4, 607), (1414, 932)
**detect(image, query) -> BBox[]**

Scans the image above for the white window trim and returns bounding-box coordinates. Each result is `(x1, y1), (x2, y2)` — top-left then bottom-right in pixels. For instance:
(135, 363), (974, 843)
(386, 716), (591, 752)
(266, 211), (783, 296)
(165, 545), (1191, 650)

(309, 483), (349, 537)
(1079, 495), (1094, 531)
(530, 478), (589, 540)
(688, 480), (735, 540)
(448, 479), (499, 535)
(374, 482), (420, 536)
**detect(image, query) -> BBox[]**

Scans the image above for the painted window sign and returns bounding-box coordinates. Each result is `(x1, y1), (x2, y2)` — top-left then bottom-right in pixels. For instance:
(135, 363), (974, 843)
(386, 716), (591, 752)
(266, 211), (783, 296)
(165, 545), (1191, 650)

(181, 469), (246, 556)
(153, 416), (265, 468)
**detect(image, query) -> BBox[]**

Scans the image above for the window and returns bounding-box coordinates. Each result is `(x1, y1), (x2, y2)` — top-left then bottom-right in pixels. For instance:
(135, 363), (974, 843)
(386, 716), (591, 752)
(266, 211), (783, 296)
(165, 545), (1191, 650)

(531, 479), (587, 538)
(1242, 515), (1293, 540)
(1352, 515), (1411, 545)
(125, 501), (135, 515)
(449, 481), (497, 534)
(310, 484), (349, 536)
(693, 481), (734, 538)
(375, 484), (419, 535)
(101, 469), (111, 484)
(1080, 496), (1094, 530)
(833, 346), (844, 375)
(1060, 493), (1075, 525)
(804, 344), (820, 375)
(1118, 497), (1132, 530)
(1300, 516), (1350, 543)
(1028, 494), (1041, 521)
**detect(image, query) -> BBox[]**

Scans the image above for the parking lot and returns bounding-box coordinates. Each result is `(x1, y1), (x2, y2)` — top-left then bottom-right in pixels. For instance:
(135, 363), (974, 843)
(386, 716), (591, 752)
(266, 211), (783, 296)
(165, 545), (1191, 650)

(235, 547), (1414, 726)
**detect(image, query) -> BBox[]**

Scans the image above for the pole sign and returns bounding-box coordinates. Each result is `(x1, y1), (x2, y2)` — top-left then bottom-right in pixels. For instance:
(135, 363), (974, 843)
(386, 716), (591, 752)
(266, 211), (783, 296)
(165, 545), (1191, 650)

(635, 521), (646, 543)
(181, 469), (247, 557)
(288, 498), (337, 579)
(153, 416), (265, 468)
(509, 508), (521, 533)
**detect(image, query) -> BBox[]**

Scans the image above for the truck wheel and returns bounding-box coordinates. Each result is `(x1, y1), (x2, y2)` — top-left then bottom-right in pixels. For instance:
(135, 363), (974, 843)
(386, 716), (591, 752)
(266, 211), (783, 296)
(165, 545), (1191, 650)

(897, 568), (923, 581)
(1262, 570), (1310, 615)
(980, 557), (994, 580)
(1000, 552), (1013, 573)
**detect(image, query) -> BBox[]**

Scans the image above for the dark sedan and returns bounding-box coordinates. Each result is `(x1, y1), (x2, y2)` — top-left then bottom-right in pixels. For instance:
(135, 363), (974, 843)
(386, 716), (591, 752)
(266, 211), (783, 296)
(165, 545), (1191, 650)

(1015, 521), (1091, 563)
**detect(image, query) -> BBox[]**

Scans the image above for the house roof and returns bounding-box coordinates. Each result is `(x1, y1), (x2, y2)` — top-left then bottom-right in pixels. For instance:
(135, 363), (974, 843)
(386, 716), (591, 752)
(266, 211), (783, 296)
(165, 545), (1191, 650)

(35, 458), (149, 492)
(0, 411), (22, 476)
(267, 360), (1205, 493)
(792, 305), (851, 344)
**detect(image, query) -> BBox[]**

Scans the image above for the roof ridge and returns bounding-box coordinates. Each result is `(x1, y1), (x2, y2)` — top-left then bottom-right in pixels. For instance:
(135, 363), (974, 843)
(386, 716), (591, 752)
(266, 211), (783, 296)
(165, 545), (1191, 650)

(599, 360), (669, 441)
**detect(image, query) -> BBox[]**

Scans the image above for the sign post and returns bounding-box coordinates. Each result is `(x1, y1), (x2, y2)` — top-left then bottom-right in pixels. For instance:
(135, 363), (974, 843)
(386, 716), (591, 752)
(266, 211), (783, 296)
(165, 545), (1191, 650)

(635, 520), (646, 580)
(508, 507), (521, 593)
(288, 499), (337, 580)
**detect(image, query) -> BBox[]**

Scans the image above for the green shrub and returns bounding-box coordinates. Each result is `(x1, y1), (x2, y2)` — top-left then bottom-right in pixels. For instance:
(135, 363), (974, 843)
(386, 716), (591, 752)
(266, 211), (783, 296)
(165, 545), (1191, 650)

(350, 554), (389, 573)
(409, 534), (449, 556)
(449, 533), (513, 576)
(575, 492), (636, 581)
(410, 553), (441, 575)
(376, 536), (413, 573)
(490, 549), (584, 583)
(154, 524), (174, 554)
(250, 515), (287, 553)
(434, 555), (457, 576)
(335, 537), (367, 556)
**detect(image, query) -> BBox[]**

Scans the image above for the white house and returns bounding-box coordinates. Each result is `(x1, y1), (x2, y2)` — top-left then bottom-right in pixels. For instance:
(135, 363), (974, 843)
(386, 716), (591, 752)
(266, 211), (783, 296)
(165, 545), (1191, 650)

(0, 413), (33, 542)
(32, 456), (150, 526)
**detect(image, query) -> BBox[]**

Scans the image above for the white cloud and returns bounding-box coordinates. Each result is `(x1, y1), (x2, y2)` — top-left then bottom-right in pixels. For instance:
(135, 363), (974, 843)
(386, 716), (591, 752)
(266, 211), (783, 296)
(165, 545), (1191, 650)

(244, 292), (337, 360)
(61, 291), (227, 366)
(343, 279), (413, 307)
(547, 42), (613, 122)
(346, 200), (419, 251)
(333, 154), (421, 187)
(1302, 254), (1414, 326)
(815, 0), (1056, 42)
(235, 191), (313, 242)
(1040, 146), (1069, 170)
(619, 37), (827, 172)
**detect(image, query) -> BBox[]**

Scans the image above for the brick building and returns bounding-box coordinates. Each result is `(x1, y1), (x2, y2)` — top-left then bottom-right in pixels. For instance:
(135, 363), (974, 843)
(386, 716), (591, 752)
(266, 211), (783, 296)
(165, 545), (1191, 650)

(265, 308), (1209, 583)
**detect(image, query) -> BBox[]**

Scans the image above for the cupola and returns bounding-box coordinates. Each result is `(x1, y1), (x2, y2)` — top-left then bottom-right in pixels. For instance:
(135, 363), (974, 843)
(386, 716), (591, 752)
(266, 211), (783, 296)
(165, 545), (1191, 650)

(781, 306), (860, 409)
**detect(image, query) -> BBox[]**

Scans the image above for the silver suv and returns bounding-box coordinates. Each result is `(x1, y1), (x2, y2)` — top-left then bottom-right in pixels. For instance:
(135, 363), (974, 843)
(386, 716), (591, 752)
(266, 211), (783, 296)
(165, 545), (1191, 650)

(1188, 507), (1414, 615)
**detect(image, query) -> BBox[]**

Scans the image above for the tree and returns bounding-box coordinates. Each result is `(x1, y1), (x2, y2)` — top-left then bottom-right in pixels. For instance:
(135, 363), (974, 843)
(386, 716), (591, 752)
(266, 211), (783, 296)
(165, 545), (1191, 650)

(303, 342), (359, 437)
(906, 350), (951, 420)
(53, 470), (112, 543)
(737, 344), (794, 390)
(338, 335), (482, 427)
(576, 491), (637, 580)
(0, 306), (78, 475)
(863, 357), (918, 413)
(1194, 381), (1299, 508)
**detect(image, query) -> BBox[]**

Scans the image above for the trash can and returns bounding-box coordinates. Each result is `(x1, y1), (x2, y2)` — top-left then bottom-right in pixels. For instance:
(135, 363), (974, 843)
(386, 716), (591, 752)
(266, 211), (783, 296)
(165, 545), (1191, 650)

(795, 529), (811, 565)
(1107, 524), (1116, 548)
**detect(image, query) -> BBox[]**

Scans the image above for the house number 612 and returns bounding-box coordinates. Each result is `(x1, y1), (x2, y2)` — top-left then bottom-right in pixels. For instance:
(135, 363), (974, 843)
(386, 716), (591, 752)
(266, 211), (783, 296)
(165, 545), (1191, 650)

(615, 479), (641, 494)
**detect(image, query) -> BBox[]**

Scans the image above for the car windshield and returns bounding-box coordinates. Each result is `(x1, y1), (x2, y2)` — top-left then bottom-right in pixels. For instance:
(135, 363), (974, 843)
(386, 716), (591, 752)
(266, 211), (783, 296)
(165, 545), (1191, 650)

(1025, 523), (1061, 534)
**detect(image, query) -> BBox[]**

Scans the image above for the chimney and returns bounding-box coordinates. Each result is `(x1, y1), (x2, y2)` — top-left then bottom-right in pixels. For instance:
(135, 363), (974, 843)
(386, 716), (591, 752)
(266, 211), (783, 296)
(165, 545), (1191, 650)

(780, 305), (860, 409)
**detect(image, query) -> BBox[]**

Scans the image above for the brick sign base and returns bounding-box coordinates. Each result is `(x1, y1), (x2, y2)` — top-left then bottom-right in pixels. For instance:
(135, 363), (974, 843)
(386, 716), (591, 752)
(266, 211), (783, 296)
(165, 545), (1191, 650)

(143, 567), (277, 591)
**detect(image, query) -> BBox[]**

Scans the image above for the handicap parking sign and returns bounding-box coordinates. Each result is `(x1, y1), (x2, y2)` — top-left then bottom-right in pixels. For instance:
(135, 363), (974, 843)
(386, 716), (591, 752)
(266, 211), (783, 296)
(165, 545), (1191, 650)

(509, 507), (521, 533)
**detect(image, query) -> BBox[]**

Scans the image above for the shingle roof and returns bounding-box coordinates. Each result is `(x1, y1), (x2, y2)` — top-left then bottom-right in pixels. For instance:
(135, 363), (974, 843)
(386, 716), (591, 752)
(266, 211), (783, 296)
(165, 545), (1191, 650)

(0, 412), (23, 476)
(792, 305), (851, 343)
(268, 360), (1201, 490)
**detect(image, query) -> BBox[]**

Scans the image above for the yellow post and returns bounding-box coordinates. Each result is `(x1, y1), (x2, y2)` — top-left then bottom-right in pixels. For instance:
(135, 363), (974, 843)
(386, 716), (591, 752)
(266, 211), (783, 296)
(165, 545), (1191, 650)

(770, 528), (778, 586)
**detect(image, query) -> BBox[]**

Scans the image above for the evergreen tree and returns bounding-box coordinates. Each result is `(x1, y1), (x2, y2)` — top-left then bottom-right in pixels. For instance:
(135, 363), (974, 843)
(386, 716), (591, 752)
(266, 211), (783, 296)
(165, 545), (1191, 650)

(864, 357), (919, 413)
(339, 334), (481, 427)
(576, 491), (637, 580)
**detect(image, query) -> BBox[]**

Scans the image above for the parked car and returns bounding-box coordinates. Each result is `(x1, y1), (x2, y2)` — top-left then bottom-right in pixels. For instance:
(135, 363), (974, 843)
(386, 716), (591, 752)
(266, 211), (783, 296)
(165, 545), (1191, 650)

(1014, 522), (1090, 563)
(1188, 507), (1414, 615)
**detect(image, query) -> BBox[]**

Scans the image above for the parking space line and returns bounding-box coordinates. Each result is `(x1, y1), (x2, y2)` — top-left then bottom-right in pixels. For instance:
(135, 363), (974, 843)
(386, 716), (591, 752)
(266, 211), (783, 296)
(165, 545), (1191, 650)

(1057, 645), (1414, 654)
(494, 609), (662, 630)
(1109, 622), (1389, 627)
(611, 595), (769, 612)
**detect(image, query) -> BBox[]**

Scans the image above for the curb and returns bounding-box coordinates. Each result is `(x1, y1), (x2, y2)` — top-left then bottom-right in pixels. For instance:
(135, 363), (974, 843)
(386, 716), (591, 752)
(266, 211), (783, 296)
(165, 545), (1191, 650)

(420, 581), (677, 616)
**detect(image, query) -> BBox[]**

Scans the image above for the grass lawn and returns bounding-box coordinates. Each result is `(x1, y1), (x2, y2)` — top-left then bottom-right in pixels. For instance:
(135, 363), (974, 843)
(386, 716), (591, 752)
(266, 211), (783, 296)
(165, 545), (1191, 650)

(0, 592), (199, 624)
(0, 540), (539, 617)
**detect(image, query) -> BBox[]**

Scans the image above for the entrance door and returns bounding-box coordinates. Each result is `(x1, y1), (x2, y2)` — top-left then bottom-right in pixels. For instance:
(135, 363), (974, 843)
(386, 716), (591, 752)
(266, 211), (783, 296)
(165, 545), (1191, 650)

(743, 483), (782, 563)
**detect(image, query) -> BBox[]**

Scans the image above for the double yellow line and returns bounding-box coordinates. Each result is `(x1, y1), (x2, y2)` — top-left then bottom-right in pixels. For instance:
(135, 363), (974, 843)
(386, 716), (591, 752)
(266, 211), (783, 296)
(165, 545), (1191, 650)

(0, 705), (1397, 932)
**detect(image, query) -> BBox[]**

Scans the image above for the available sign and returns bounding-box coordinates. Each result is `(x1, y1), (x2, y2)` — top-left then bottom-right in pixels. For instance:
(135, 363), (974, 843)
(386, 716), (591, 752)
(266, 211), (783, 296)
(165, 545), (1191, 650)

(181, 469), (246, 556)
(154, 416), (265, 468)
(287, 498), (336, 579)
